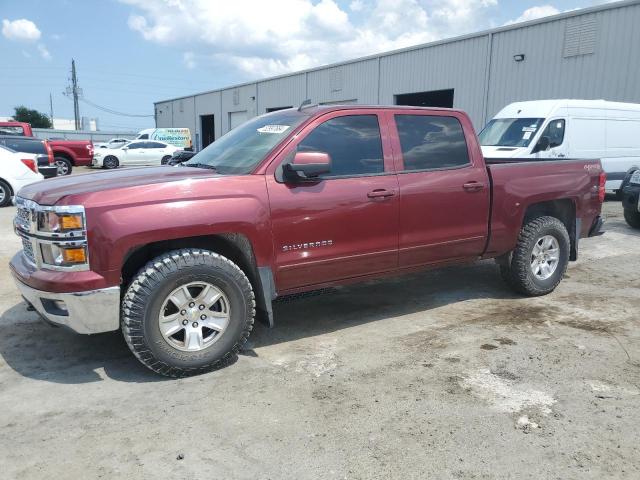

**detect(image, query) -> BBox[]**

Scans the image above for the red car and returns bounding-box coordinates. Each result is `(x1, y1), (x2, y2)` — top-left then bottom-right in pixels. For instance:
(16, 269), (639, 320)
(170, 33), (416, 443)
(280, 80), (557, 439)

(0, 121), (93, 175)
(11, 105), (604, 376)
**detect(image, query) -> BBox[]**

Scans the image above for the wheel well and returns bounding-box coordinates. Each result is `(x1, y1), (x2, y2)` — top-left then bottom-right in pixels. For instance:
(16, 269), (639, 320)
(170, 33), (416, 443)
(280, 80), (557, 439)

(122, 233), (258, 287)
(523, 199), (577, 260)
(54, 152), (74, 166)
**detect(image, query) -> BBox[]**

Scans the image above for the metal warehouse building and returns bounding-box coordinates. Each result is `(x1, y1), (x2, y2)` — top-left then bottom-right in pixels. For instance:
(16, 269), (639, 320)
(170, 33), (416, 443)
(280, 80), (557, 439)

(155, 0), (640, 151)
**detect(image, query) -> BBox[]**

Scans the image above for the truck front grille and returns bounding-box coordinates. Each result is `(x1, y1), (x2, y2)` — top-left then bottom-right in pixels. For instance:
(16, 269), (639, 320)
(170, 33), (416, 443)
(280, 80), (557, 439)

(21, 237), (36, 264)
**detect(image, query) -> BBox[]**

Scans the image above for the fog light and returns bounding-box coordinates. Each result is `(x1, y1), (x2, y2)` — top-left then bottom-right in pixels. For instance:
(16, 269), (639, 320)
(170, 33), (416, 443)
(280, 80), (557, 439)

(62, 247), (87, 263)
(53, 300), (68, 313)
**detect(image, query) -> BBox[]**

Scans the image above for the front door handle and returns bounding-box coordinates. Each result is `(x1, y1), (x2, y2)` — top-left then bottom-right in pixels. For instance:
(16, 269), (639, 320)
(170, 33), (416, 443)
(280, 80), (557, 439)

(367, 189), (395, 199)
(462, 181), (485, 192)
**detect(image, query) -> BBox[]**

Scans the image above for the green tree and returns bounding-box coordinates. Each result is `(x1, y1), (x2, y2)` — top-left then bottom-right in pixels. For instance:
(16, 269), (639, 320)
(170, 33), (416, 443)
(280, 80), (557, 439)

(12, 105), (52, 128)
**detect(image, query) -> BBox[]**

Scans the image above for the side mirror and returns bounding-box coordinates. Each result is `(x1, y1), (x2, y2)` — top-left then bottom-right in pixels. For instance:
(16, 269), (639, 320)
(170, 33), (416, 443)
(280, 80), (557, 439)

(532, 136), (550, 153)
(283, 151), (331, 183)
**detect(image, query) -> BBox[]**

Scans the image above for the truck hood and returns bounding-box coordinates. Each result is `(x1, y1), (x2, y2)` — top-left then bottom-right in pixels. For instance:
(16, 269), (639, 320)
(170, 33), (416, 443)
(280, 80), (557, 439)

(18, 166), (219, 205)
(481, 145), (528, 158)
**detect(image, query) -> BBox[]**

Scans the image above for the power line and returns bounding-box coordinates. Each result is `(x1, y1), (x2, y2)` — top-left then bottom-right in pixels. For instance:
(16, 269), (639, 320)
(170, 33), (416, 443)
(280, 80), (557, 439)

(78, 97), (154, 118)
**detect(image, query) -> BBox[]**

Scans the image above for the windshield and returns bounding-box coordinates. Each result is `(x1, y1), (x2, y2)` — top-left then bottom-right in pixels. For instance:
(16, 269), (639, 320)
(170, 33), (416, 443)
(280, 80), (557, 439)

(183, 109), (308, 174)
(479, 118), (544, 148)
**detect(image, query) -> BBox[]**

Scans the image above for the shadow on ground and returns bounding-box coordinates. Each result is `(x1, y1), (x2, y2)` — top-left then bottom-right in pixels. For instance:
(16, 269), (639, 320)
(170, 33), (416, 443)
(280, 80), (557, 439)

(0, 261), (517, 384)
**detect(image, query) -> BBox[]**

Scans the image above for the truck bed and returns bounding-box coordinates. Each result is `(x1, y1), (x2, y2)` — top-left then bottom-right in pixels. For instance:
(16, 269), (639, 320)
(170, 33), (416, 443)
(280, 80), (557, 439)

(483, 157), (604, 257)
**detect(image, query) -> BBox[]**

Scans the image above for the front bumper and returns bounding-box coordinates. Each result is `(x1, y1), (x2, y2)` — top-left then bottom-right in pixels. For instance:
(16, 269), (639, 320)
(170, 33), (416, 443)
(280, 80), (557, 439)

(13, 276), (120, 334)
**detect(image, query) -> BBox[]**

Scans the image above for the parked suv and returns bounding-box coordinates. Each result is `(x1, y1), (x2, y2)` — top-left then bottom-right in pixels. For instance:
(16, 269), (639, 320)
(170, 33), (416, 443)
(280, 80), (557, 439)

(0, 136), (57, 179)
(11, 106), (604, 377)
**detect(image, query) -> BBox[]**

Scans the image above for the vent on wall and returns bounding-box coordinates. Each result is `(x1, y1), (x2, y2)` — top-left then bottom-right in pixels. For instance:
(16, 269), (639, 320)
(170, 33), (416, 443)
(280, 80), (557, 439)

(563, 17), (597, 57)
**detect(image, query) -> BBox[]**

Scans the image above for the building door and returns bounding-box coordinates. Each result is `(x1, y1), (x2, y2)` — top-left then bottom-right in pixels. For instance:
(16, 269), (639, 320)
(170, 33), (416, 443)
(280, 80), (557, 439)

(395, 89), (454, 108)
(200, 114), (215, 149)
(229, 111), (248, 130)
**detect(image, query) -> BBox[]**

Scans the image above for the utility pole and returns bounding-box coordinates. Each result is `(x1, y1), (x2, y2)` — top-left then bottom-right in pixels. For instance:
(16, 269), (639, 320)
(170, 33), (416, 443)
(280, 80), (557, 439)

(71, 59), (80, 130)
(49, 93), (54, 127)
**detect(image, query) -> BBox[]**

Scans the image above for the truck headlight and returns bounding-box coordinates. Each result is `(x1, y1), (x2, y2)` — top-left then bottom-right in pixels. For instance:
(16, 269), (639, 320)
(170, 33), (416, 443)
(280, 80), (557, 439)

(14, 198), (90, 271)
(38, 211), (85, 233)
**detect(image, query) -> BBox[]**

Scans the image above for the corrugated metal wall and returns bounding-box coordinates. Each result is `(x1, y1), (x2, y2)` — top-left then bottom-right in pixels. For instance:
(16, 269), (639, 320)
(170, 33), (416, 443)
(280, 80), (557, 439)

(155, 0), (640, 143)
(486, 2), (640, 121)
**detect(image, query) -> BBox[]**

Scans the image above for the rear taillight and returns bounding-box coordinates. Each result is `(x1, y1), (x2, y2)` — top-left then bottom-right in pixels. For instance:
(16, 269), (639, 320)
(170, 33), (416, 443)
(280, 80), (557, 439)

(87, 143), (94, 155)
(45, 141), (54, 164)
(598, 171), (606, 203)
(21, 159), (37, 173)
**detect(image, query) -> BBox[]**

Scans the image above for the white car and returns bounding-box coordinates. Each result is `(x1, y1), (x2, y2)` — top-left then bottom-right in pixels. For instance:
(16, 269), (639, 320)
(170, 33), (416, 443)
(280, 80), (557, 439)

(0, 145), (44, 207)
(95, 138), (131, 149)
(92, 140), (181, 169)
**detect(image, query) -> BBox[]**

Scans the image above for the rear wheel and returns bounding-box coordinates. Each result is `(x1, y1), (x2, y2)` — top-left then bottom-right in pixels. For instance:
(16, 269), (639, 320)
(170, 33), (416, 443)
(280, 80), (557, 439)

(122, 248), (255, 377)
(624, 209), (640, 229)
(161, 155), (172, 165)
(54, 157), (73, 176)
(499, 216), (570, 296)
(0, 180), (12, 207)
(103, 156), (118, 169)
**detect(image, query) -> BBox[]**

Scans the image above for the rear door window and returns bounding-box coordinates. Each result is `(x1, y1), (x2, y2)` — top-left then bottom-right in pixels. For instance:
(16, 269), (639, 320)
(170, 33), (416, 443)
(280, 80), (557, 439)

(0, 138), (45, 154)
(394, 115), (470, 171)
(147, 142), (166, 149)
(296, 115), (384, 177)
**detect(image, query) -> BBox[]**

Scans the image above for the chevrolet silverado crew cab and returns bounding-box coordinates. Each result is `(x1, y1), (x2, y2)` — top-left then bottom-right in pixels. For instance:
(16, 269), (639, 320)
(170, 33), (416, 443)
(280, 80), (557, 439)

(11, 106), (605, 377)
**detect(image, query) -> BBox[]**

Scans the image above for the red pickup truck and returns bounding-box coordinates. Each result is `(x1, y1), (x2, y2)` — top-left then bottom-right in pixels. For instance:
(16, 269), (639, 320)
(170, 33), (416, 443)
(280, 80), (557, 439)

(0, 121), (93, 175)
(10, 106), (605, 377)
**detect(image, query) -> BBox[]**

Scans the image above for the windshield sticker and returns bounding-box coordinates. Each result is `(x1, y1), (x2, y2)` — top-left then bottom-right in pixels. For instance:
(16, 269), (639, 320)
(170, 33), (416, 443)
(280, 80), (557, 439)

(522, 127), (537, 132)
(257, 125), (290, 134)
(523, 131), (532, 140)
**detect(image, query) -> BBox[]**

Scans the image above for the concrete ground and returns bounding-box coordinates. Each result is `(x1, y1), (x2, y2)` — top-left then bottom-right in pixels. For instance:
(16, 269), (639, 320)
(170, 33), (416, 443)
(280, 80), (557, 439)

(0, 195), (638, 479)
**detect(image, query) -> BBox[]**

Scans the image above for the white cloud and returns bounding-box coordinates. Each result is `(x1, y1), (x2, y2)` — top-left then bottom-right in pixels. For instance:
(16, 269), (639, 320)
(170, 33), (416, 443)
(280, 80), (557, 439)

(349, 0), (364, 11)
(37, 43), (51, 61)
(2, 18), (42, 42)
(183, 51), (196, 69)
(506, 5), (561, 25)
(120, 0), (499, 77)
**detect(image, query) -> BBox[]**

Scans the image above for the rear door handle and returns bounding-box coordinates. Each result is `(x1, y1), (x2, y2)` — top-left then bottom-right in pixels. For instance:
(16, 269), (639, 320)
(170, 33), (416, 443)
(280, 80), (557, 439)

(367, 189), (395, 199)
(463, 181), (485, 192)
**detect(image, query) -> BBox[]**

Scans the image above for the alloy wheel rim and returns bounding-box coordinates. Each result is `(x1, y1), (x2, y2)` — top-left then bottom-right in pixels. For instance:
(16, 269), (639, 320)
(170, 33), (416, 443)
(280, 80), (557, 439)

(530, 235), (560, 280)
(55, 160), (68, 175)
(158, 281), (230, 352)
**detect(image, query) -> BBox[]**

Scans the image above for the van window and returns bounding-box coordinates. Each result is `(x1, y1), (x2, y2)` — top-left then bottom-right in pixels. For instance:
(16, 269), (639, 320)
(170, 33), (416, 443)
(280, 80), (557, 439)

(479, 118), (544, 147)
(537, 119), (565, 149)
(395, 115), (470, 171)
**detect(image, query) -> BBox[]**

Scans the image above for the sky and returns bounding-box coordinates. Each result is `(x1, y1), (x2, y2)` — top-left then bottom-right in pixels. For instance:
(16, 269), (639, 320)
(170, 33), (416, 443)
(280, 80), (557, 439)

(0, 0), (615, 131)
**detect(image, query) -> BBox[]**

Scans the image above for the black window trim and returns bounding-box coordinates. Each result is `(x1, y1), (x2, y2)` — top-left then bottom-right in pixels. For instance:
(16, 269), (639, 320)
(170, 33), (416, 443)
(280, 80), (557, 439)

(394, 113), (472, 173)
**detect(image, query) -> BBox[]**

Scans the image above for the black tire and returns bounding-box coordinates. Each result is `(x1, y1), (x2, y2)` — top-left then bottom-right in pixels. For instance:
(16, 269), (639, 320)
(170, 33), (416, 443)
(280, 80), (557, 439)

(499, 216), (570, 296)
(161, 155), (172, 165)
(624, 209), (640, 229)
(0, 179), (12, 207)
(54, 157), (73, 176)
(103, 156), (119, 169)
(122, 248), (255, 377)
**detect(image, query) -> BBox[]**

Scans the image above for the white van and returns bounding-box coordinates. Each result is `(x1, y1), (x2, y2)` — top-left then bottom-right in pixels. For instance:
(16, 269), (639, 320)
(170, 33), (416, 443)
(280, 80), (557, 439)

(479, 100), (640, 194)
(137, 128), (192, 150)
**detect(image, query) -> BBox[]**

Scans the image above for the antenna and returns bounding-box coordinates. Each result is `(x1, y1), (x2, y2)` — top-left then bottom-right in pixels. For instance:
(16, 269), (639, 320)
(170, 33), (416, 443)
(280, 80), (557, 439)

(298, 99), (313, 111)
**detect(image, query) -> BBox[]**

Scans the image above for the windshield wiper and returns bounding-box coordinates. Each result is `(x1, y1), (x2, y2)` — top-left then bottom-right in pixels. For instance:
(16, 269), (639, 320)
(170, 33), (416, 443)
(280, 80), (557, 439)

(183, 163), (217, 171)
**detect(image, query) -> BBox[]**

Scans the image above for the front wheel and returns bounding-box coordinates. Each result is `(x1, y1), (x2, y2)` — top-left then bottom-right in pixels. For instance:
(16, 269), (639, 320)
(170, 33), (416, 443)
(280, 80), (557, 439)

(122, 248), (255, 377)
(624, 209), (640, 229)
(0, 180), (12, 207)
(499, 216), (570, 296)
(103, 156), (118, 169)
